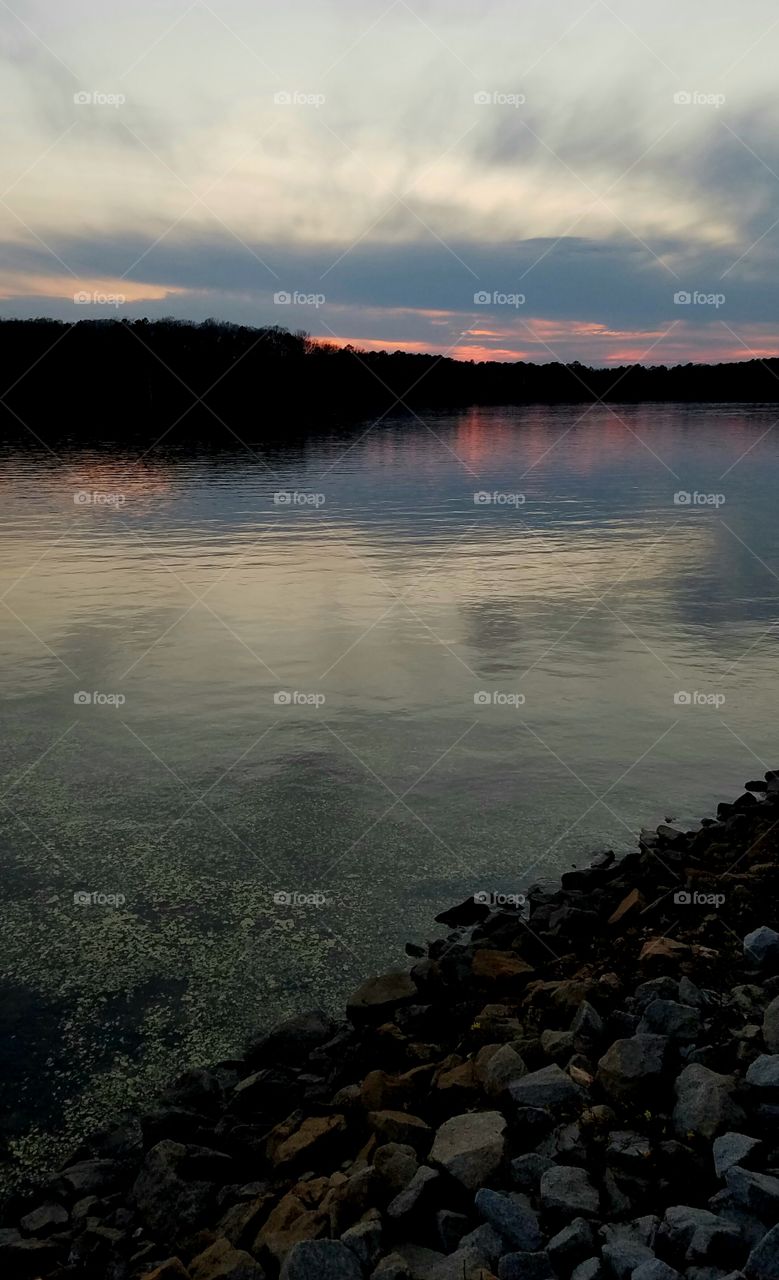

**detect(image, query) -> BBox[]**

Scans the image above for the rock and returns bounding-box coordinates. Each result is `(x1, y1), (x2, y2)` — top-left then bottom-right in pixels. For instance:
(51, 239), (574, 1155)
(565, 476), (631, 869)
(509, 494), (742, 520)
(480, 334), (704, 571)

(0, 1234), (63, 1276)
(477, 1043), (527, 1096)
(540, 1029), (575, 1061)
(726, 1166), (779, 1219)
(369, 1111), (432, 1151)
(19, 1201), (69, 1237)
(634, 978), (680, 1008)
(746, 1223), (779, 1279)
(393, 1243), (446, 1278)
(510, 1153), (555, 1190)
(571, 1002), (604, 1050)
(189, 1238), (264, 1279)
(347, 973), (417, 1022)
(139, 1260), (192, 1280)
(472, 950), (535, 984)
(429, 1111), (506, 1191)
(571, 1262), (604, 1280)
(540, 1166), (600, 1220)
(547, 1218), (596, 1270)
(497, 1253), (554, 1280)
(638, 1000), (702, 1043)
(713, 1132), (762, 1178)
(271, 1115), (347, 1169)
(246, 1009), (337, 1068)
(386, 1166), (439, 1221)
(436, 1209), (470, 1253)
(596, 1035), (670, 1103)
(746, 1055), (779, 1089)
(673, 1064), (746, 1139)
(632, 1264), (680, 1280)
(638, 938), (690, 967)
(435, 896), (490, 928)
(508, 1063), (584, 1110)
(372, 1253), (411, 1280)
(342, 1210), (383, 1270)
(456, 1222), (503, 1267)
(133, 1141), (230, 1241)
(373, 1143), (419, 1195)
(744, 927), (779, 972)
(52, 1157), (124, 1199)
(763, 996), (779, 1053)
(474, 1188), (543, 1251)
(685, 1218), (744, 1265)
(601, 1240), (655, 1279)
(661, 1206), (721, 1252)
(608, 889), (643, 927)
(281, 1239), (363, 1280)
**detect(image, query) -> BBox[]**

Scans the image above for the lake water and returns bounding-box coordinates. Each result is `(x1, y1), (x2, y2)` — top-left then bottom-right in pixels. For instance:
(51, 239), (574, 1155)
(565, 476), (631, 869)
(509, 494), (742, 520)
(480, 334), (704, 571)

(2, 401), (779, 1185)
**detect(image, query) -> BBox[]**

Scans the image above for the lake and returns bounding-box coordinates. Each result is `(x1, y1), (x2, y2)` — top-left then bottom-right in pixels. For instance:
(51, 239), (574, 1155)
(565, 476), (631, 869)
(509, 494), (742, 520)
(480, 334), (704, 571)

(1, 401), (778, 1185)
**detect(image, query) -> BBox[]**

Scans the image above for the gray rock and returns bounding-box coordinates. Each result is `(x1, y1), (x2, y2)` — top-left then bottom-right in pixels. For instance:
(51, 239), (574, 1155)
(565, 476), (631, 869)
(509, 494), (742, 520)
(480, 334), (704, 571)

(541, 1029), (575, 1061)
(393, 1243), (445, 1279)
(571, 1262), (604, 1280)
(673, 1064), (745, 1139)
(475, 1188), (544, 1251)
(726, 1166), (779, 1219)
(342, 1211), (383, 1270)
(632, 1263), (680, 1280)
(508, 1063), (584, 1110)
(456, 1223), (503, 1267)
(744, 927), (779, 973)
(607, 1130), (652, 1172)
(498, 1253), (554, 1280)
(747, 1222), (779, 1280)
(547, 1218), (596, 1270)
(601, 1240), (654, 1279)
(540, 1166), (600, 1220)
(429, 1111), (506, 1191)
(597, 1035), (670, 1103)
(374, 1143), (418, 1195)
(281, 1239), (364, 1280)
(372, 1253), (411, 1280)
(571, 1001), (604, 1049)
(435, 1210), (469, 1253)
(386, 1166), (439, 1221)
(634, 978), (680, 1008)
(746, 1055), (779, 1089)
(763, 996), (779, 1053)
(19, 1201), (69, 1238)
(713, 1132), (762, 1178)
(51, 1158), (123, 1199)
(132, 1141), (228, 1240)
(347, 973), (417, 1022)
(678, 977), (709, 1009)
(510, 1152), (555, 1190)
(480, 1044), (527, 1096)
(686, 1219), (745, 1265)
(638, 1000), (702, 1043)
(662, 1206), (721, 1252)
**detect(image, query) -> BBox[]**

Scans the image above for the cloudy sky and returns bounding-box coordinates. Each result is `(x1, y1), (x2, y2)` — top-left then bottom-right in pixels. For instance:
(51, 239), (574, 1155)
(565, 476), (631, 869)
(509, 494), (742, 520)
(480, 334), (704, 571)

(1, 0), (778, 364)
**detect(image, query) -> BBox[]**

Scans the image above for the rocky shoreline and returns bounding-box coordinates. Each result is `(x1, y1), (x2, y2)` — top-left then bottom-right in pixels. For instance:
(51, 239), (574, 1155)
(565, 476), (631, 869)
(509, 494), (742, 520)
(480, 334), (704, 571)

(3, 776), (779, 1280)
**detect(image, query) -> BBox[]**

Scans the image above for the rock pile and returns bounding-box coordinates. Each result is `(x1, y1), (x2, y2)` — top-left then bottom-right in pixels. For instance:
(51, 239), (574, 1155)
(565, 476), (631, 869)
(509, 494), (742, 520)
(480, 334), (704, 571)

(3, 775), (779, 1279)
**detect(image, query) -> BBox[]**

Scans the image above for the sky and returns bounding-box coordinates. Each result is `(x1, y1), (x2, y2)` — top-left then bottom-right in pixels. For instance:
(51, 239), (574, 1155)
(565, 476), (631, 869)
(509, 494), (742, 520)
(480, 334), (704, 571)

(1, 0), (778, 365)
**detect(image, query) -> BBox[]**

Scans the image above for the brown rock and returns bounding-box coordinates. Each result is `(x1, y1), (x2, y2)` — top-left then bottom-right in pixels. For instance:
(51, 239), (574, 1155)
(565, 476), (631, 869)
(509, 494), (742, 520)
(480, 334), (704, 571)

(608, 888), (643, 926)
(140, 1262), (191, 1280)
(360, 1070), (410, 1112)
(268, 1114), (347, 1169)
(368, 1110), (432, 1150)
(218, 1197), (275, 1249)
(472, 950), (535, 984)
(189, 1237), (263, 1279)
(253, 1192), (326, 1266)
(638, 937), (691, 967)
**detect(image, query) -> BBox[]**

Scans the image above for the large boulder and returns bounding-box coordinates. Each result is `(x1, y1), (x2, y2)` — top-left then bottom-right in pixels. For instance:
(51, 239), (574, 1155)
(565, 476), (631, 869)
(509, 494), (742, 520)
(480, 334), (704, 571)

(429, 1111), (506, 1191)
(246, 1009), (337, 1068)
(474, 1188), (543, 1251)
(507, 1064), (584, 1111)
(672, 1064), (745, 1139)
(132, 1141), (232, 1241)
(747, 1222), (779, 1280)
(280, 1239), (363, 1279)
(346, 973), (417, 1023)
(540, 1166), (599, 1221)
